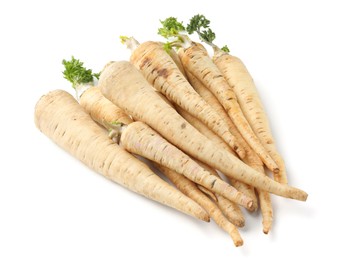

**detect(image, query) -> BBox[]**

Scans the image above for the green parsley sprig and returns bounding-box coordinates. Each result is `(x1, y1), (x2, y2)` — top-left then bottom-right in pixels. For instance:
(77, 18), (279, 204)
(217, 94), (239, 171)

(62, 56), (99, 89)
(187, 14), (230, 53)
(157, 17), (192, 52)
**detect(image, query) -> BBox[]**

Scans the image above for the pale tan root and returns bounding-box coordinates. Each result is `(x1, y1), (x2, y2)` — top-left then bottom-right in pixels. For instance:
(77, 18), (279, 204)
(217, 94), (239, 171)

(130, 41), (245, 158)
(154, 90), (175, 108)
(81, 88), (215, 221)
(196, 161), (245, 228)
(258, 189), (273, 234)
(119, 121), (254, 210)
(266, 146), (287, 184)
(176, 102), (258, 211)
(229, 180), (258, 212)
(197, 185), (218, 201)
(213, 50), (287, 184)
(80, 89), (226, 223)
(158, 165), (243, 246)
(34, 89), (209, 221)
(167, 46), (187, 78)
(175, 104), (232, 152)
(80, 87), (133, 125)
(183, 72), (263, 207)
(79, 88), (220, 219)
(98, 61), (308, 201)
(216, 194), (245, 228)
(178, 44), (279, 173)
(245, 147), (273, 232)
(253, 166), (273, 234)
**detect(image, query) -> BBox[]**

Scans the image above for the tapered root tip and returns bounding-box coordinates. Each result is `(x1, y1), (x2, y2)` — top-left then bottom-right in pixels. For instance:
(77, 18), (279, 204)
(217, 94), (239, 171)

(284, 185), (308, 201)
(301, 192), (308, 201)
(263, 222), (271, 234)
(197, 211), (210, 222)
(234, 218), (245, 228)
(247, 200), (254, 211)
(273, 167), (280, 174)
(247, 202), (258, 212)
(234, 239), (244, 247)
(192, 207), (210, 222)
(203, 216), (211, 222)
(230, 228), (243, 247)
(292, 189), (308, 201)
(263, 228), (270, 235)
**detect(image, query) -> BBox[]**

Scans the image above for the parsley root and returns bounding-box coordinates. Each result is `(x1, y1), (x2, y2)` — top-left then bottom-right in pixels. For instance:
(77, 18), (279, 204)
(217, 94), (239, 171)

(98, 60), (307, 201)
(34, 90), (209, 221)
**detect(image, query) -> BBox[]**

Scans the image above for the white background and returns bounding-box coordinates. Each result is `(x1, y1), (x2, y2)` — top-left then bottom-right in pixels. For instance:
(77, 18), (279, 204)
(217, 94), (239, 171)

(1, 0), (338, 259)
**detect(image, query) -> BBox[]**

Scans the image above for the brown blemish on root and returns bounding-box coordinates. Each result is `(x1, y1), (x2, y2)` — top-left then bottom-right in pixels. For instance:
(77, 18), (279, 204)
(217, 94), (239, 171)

(157, 68), (169, 78)
(211, 179), (216, 188)
(140, 57), (150, 69)
(181, 123), (186, 129)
